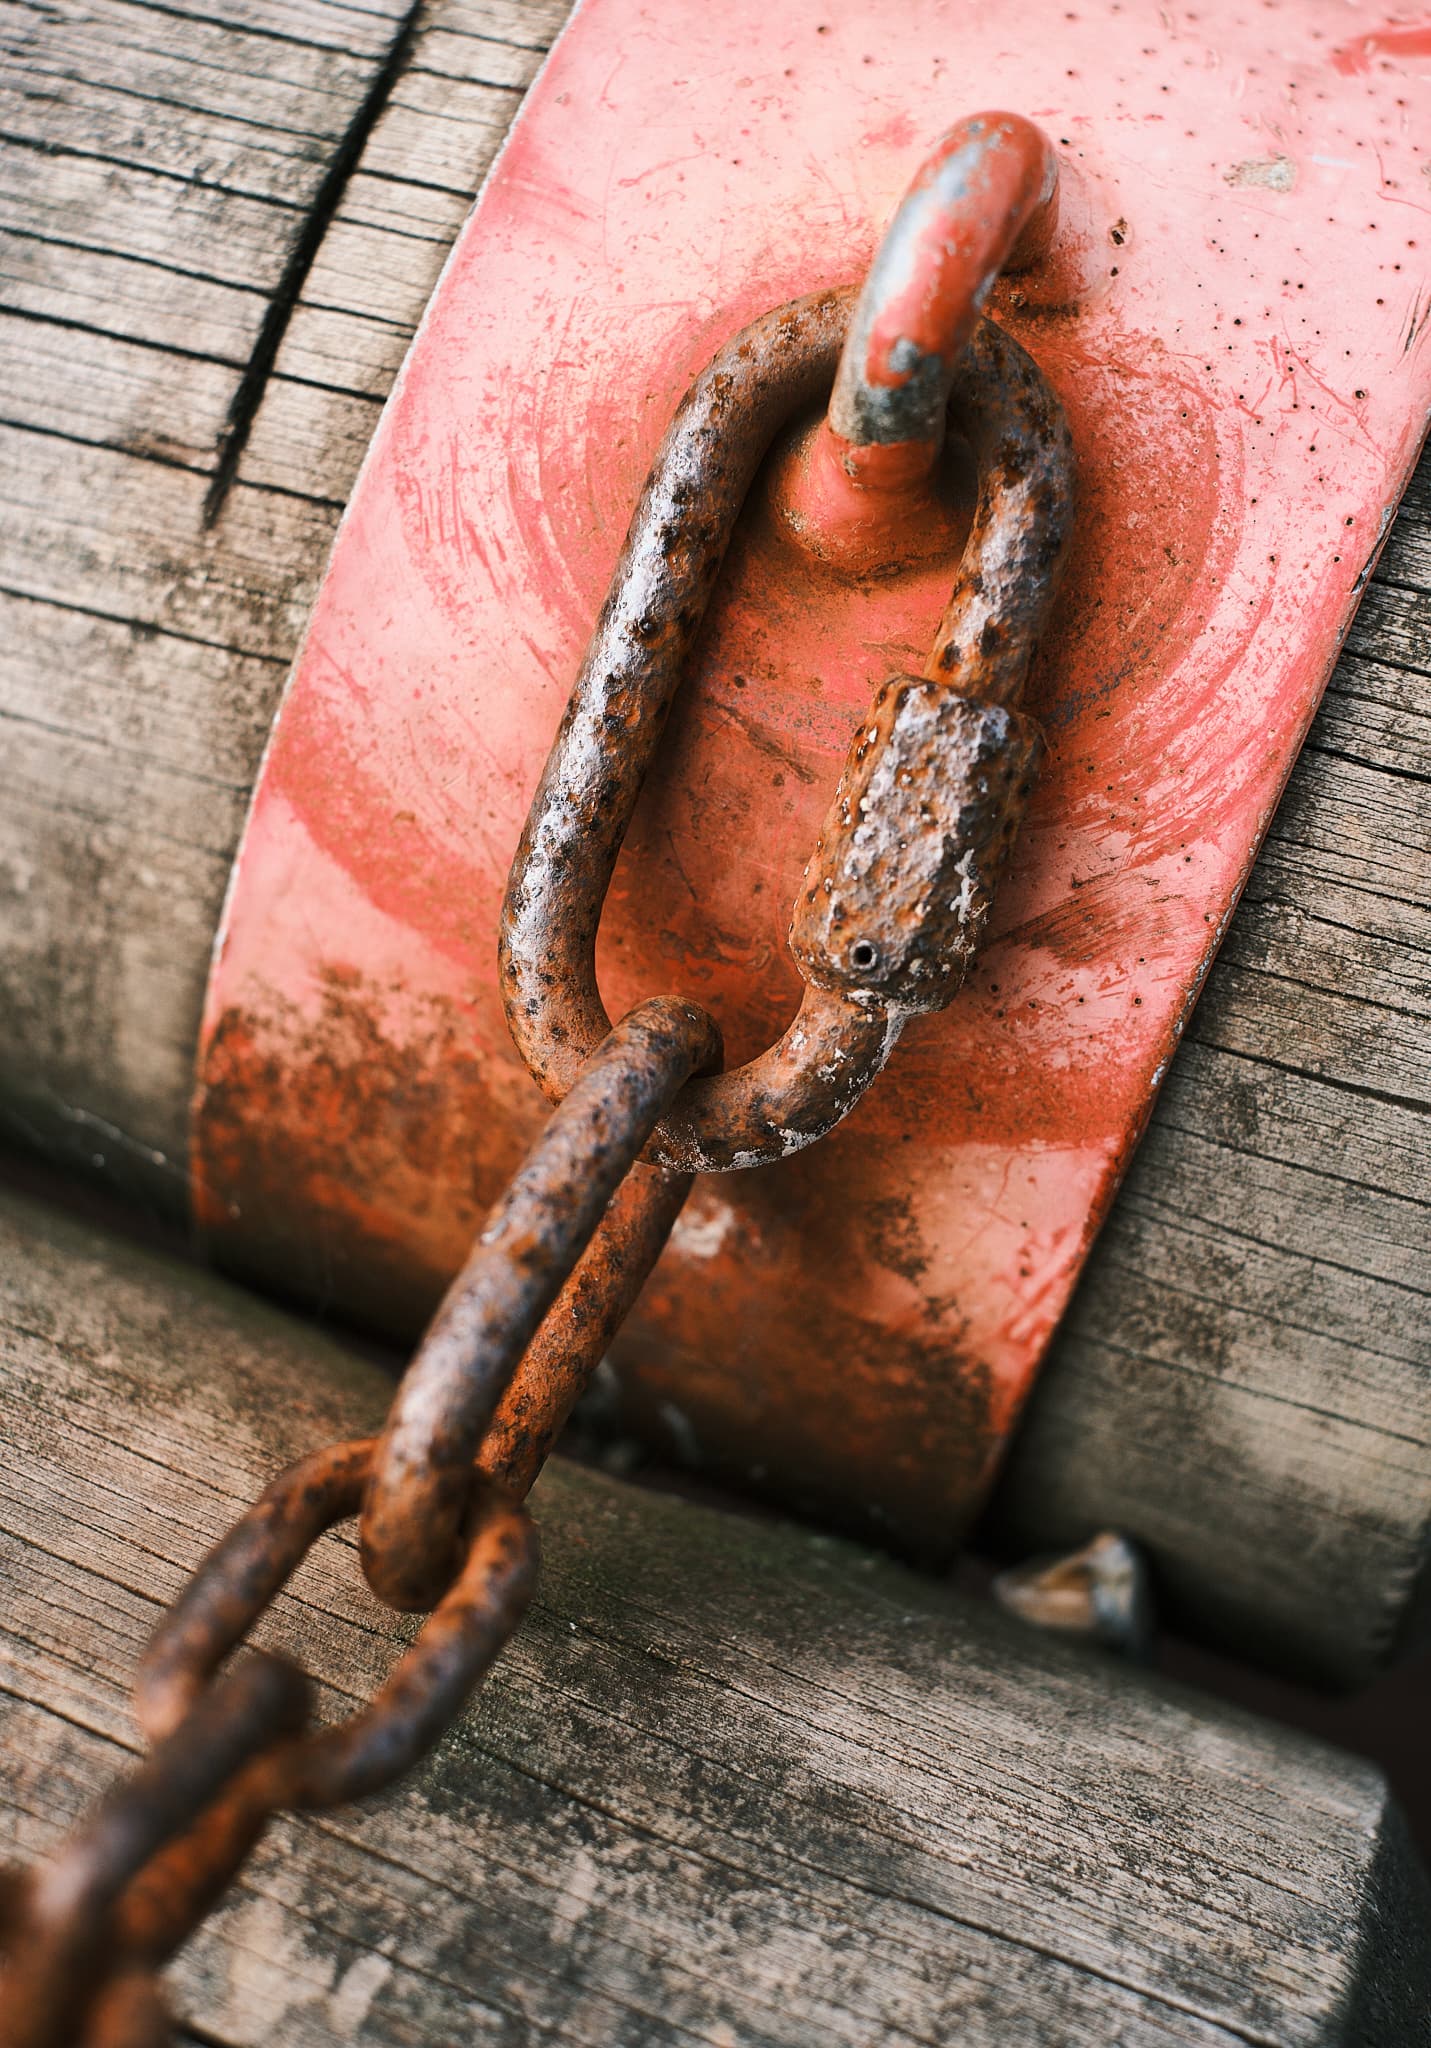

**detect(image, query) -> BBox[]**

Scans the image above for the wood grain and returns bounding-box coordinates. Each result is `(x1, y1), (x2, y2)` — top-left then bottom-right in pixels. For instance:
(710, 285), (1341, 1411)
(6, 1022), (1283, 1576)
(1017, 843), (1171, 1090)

(0, 0), (514, 1188)
(0, 0), (1426, 1686)
(2, 1183), (1429, 2047)
(988, 606), (1431, 1686)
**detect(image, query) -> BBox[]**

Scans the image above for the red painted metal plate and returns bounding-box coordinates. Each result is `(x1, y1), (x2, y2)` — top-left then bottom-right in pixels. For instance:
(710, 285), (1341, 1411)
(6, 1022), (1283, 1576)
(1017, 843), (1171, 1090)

(195, 0), (1431, 1557)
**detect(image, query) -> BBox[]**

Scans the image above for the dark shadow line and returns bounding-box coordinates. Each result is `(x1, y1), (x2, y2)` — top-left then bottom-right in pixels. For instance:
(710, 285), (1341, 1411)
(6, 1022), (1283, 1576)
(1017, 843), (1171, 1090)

(202, 0), (424, 528)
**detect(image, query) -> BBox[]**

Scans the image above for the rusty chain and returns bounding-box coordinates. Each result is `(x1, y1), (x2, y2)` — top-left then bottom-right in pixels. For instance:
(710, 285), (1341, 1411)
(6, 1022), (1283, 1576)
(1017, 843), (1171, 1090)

(0, 114), (1073, 2046)
(501, 297), (1073, 1171)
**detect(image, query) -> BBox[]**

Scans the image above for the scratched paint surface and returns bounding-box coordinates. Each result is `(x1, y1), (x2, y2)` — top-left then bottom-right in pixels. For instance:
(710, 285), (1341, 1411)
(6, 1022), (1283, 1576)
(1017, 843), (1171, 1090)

(194, 0), (1431, 1556)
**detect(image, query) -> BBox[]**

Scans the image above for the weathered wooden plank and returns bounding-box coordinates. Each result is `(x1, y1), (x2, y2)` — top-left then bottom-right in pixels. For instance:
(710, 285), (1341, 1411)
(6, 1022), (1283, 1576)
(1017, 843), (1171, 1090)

(359, 69), (525, 193)
(439, 0), (573, 46)
(235, 377), (383, 500)
(0, 299), (386, 497)
(1344, 576), (1431, 673)
(295, 200), (474, 325)
(0, 428), (339, 641)
(0, 314), (238, 468)
(325, 161), (474, 238)
(1310, 652), (1431, 773)
(275, 297), (419, 396)
(1379, 459), (1431, 587)
(0, 585), (265, 1191)
(0, 0), (1426, 1692)
(0, 427), (337, 1171)
(0, 585), (283, 786)
(0, 235), (261, 361)
(0, 76), (329, 210)
(0, 0), (531, 1200)
(0, 141), (306, 290)
(415, 21), (552, 86)
(6, 0), (402, 126)
(988, 634), (1431, 1685)
(1, 1185), (1427, 2046)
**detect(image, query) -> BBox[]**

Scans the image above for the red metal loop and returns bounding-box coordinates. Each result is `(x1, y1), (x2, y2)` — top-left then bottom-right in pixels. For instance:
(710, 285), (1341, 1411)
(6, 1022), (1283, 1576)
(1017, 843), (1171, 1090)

(826, 111), (1058, 475)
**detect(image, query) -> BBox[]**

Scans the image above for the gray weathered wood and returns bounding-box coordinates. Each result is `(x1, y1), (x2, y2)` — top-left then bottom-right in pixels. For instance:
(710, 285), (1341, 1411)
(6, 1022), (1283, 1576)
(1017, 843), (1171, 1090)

(0, 0), (525, 1190)
(1, 1183), (1428, 2047)
(987, 620), (1431, 1686)
(0, 0), (1426, 1686)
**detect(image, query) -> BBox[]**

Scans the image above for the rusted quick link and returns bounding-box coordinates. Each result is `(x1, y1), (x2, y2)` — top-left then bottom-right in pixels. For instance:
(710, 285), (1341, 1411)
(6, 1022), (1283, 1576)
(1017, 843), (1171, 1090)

(502, 294), (1073, 1170)
(361, 996), (719, 1610)
(827, 111), (1058, 475)
(0, 1654), (308, 2048)
(501, 290), (867, 1173)
(790, 316), (1071, 1010)
(138, 1439), (537, 1809)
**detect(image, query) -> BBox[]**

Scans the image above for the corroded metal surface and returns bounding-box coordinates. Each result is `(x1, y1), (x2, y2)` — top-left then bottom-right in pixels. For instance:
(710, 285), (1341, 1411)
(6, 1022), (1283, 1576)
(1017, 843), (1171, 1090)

(477, 1161), (693, 1500)
(501, 294), (1071, 1170)
(360, 996), (718, 1609)
(793, 310), (1073, 1008)
(0, 1010), (693, 2041)
(0, 1657), (308, 2048)
(137, 1440), (539, 1805)
(0, 1426), (541, 2046)
(194, 0), (1431, 1559)
(791, 686), (1043, 1009)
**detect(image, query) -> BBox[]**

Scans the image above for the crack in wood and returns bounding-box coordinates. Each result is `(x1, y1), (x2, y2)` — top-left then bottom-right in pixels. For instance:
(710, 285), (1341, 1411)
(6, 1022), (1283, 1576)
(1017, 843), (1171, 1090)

(1304, 739), (1431, 790)
(202, 0), (425, 527)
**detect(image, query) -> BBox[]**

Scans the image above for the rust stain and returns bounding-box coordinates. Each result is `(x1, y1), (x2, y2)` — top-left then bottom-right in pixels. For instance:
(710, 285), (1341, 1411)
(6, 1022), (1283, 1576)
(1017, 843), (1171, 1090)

(195, 974), (535, 1334)
(1224, 154), (1296, 192)
(194, 0), (1431, 1563)
(619, 1226), (999, 1562)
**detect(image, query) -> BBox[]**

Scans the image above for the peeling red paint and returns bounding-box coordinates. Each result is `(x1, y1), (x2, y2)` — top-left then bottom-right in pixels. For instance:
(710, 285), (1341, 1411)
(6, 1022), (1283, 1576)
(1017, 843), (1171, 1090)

(194, 0), (1431, 1560)
(1332, 19), (1431, 75)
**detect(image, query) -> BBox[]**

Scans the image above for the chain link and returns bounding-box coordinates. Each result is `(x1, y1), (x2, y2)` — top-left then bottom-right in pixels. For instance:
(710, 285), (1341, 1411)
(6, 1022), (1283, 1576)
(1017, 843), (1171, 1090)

(0, 114), (1073, 2046)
